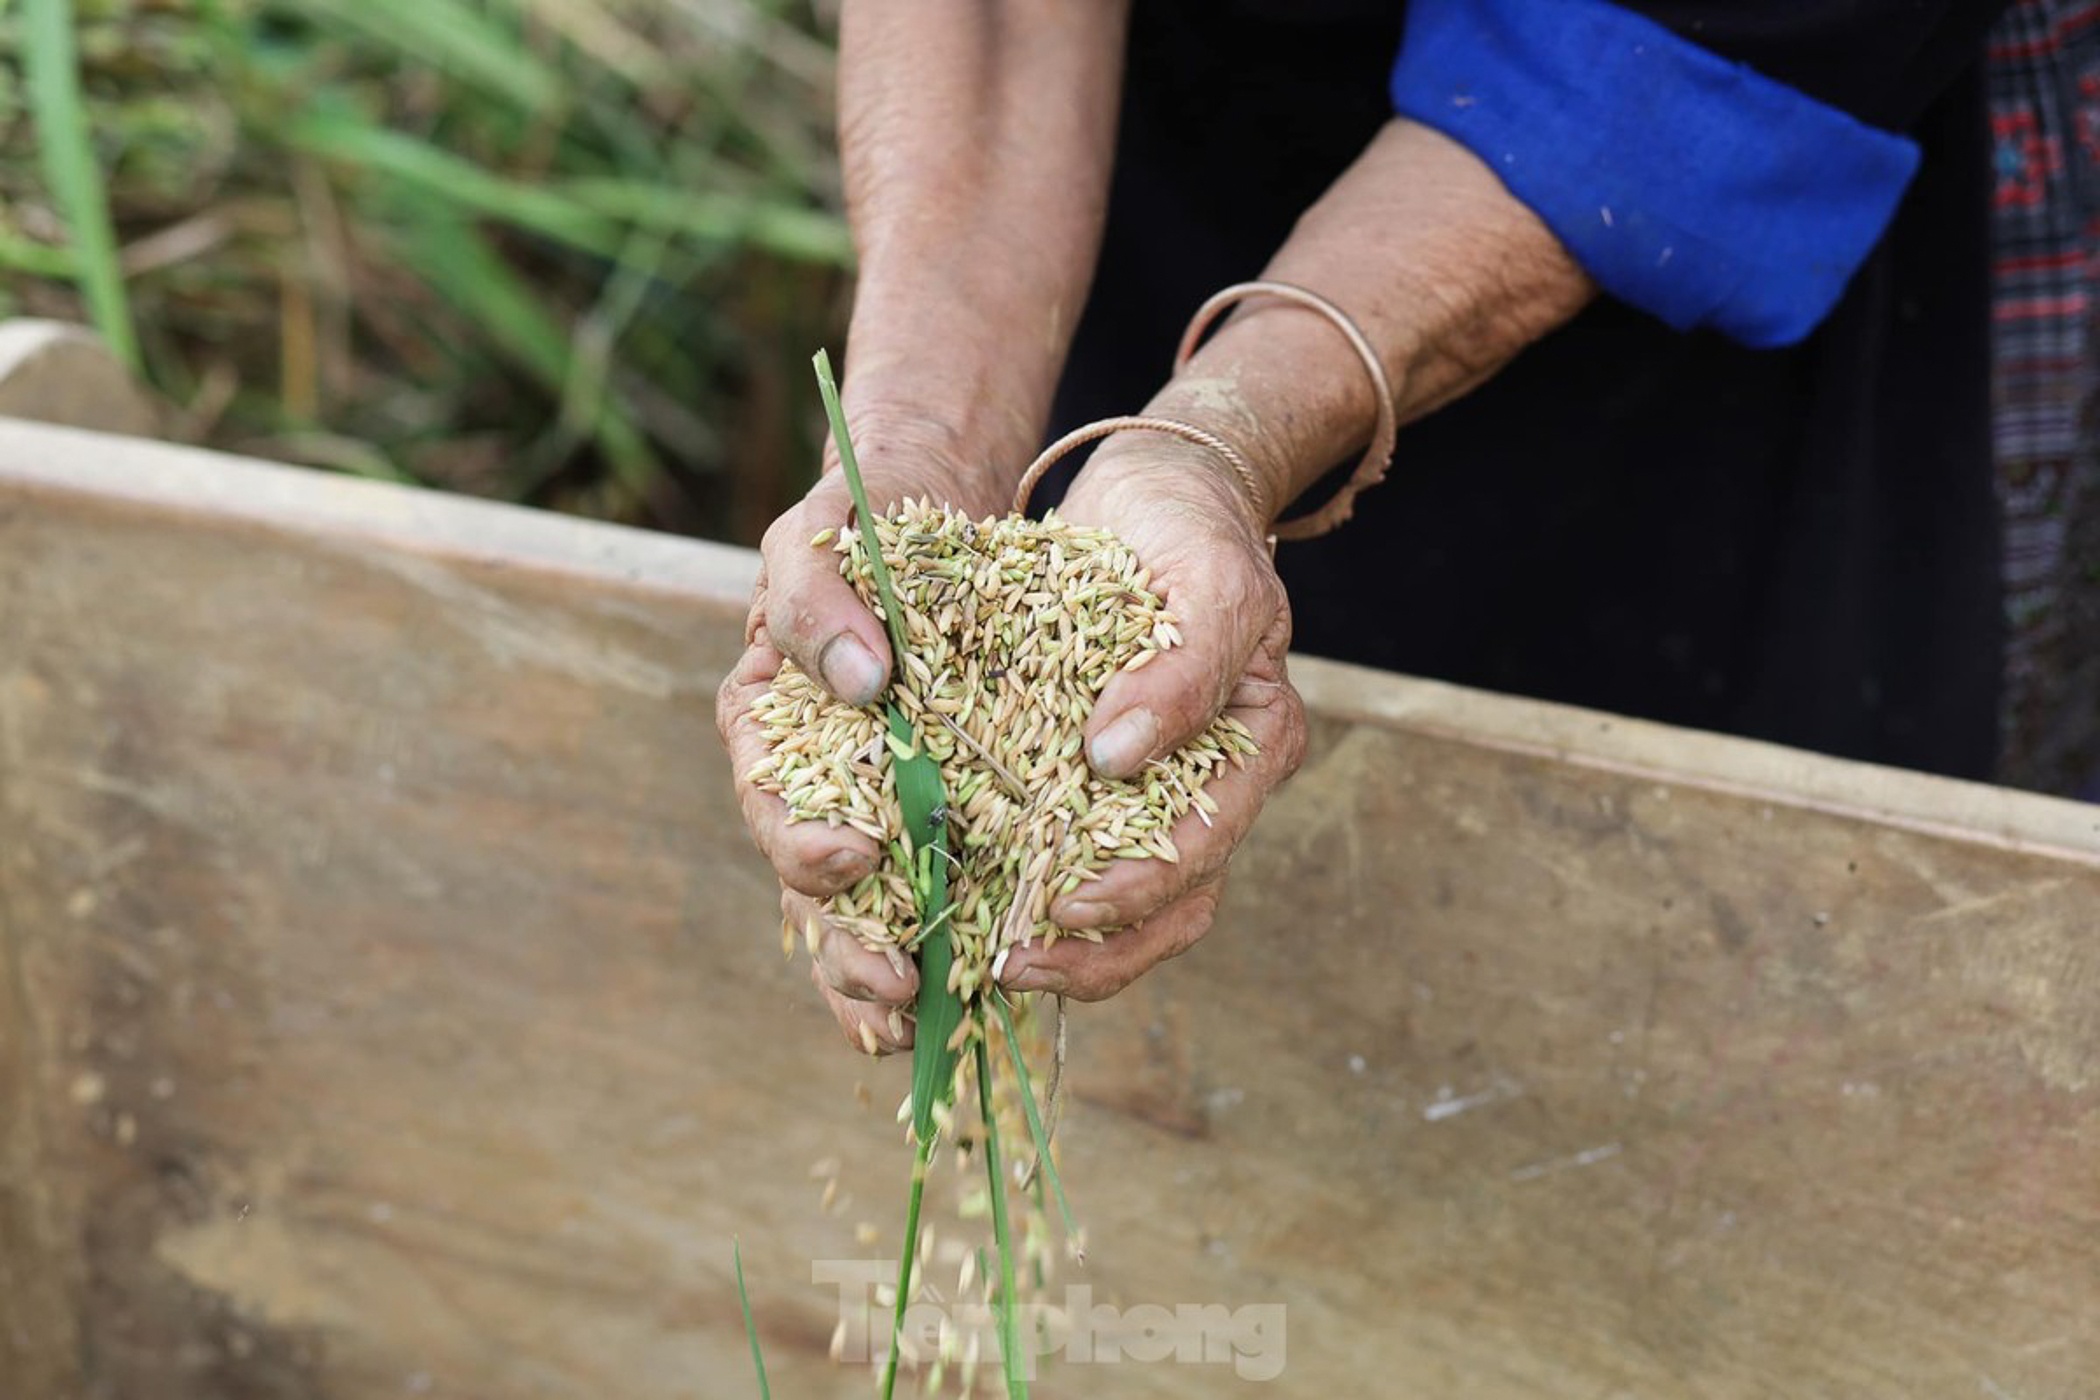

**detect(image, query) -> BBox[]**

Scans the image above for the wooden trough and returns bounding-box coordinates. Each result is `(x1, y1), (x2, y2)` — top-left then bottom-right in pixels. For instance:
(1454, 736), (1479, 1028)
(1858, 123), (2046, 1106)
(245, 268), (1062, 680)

(2, 373), (2096, 1397)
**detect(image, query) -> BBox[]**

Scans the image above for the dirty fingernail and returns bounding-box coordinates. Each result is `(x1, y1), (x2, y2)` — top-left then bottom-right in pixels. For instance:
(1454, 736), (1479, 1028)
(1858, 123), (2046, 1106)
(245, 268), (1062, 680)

(819, 634), (885, 705)
(1009, 969), (1064, 995)
(1089, 708), (1158, 777)
(1056, 900), (1112, 930)
(825, 848), (872, 883)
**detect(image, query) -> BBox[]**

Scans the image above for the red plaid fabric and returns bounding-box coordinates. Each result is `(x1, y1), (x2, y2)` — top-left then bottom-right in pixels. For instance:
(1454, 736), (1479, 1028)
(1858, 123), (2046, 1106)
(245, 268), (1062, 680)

(1988, 0), (2100, 795)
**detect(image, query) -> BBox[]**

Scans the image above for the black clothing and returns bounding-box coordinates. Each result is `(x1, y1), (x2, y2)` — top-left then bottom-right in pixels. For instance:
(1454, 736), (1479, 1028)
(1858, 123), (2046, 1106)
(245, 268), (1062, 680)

(1049, 1), (2008, 780)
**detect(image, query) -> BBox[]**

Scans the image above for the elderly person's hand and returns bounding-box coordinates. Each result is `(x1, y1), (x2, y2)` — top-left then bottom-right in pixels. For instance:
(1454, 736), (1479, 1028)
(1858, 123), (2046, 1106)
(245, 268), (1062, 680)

(996, 440), (1308, 999)
(725, 0), (1592, 1059)
(715, 421), (1310, 1050)
(714, 420), (1005, 1055)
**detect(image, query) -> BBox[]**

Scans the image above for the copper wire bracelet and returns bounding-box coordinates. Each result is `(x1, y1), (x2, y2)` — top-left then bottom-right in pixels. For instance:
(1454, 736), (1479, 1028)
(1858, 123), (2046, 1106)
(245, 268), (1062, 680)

(1011, 281), (1396, 542)
(1175, 280), (1398, 541)
(1011, 415), (1266, 521)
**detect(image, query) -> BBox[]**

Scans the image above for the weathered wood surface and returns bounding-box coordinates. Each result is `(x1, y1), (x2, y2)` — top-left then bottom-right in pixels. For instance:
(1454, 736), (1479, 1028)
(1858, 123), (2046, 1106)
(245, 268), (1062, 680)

(0, 321), (161, 439)
(2, 417), (2096, 1399)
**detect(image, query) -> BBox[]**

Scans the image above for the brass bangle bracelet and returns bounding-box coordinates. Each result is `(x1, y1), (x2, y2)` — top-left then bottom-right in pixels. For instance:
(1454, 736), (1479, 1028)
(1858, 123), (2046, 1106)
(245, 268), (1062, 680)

(1175, 280), (1398, 541)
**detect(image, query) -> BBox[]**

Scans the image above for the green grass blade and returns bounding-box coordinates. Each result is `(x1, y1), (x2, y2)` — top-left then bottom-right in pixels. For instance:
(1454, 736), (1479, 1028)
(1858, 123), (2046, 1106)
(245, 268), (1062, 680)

(732, 1238), (773, 1400)
(288, 113), (624, 259)
(991, 996), (1080, 1252)
(560, 178), (852, 266)
(976, 1037), (1029, 1399)
(23, 0), (139, 370)
(398, 216), (659, 493)
(0, 229), (77, 278)
(554, 226), (672, 463)
(288, 0), (566, 112)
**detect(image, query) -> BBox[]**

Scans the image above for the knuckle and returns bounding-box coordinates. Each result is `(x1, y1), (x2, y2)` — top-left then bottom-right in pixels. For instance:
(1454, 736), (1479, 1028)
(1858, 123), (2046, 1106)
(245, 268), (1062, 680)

(1248, 568), (1287, 621)
(1276, 695), (1311, 779)
(758, 497), (823, 558)
(716, 671), (757, 751)
(757, 516), (800, 563)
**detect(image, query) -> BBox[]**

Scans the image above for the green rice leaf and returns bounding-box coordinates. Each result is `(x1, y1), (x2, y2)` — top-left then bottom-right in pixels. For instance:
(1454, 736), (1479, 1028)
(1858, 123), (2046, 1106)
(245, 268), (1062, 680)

(812, 350), (959, 1139)
(891, 703), (959, 1139)
(732, 1238), (772, 1400)
(813, 349), (965, 1400)
(812, 349), (907, 660)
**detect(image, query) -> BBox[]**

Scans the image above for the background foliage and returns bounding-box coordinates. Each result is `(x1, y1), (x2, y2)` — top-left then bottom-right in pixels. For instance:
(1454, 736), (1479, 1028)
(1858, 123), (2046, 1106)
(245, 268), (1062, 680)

(0, 0), (849, 542)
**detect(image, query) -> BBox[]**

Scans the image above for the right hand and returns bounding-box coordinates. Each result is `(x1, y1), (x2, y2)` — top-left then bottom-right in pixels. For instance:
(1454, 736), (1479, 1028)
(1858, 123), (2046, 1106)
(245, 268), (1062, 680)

(716, 417), (1008, 1057)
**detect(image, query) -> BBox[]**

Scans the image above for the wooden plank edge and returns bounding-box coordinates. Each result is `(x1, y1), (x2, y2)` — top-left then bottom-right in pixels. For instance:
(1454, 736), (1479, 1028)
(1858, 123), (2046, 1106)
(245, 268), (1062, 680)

(0, 416), (759, 613)
(1293, 657), (2100, 865)
(5, 415), (2092, 864)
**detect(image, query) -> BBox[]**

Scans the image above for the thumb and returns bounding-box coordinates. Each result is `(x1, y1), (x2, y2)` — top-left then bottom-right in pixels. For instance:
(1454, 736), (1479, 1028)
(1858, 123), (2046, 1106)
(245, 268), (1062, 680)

(1083, 550), (1283, 779)
(758, 480), (893, 706)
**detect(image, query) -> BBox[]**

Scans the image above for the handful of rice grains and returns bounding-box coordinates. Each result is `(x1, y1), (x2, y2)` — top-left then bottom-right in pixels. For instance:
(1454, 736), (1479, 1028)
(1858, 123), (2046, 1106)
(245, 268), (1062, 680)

(737, 354), (1260, 1397)
(746, 497), (1258, 1005)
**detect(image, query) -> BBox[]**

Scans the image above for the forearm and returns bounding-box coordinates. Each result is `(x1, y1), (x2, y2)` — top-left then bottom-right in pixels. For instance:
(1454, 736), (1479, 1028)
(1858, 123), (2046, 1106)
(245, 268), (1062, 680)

(1090, 118), (1594, 522)
(836, 0), (1129, 487)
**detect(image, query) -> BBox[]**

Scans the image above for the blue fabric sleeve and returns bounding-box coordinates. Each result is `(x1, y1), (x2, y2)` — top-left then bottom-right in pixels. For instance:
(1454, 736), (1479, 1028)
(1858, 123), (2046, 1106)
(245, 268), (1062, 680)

(1388, 0), (1923, 349)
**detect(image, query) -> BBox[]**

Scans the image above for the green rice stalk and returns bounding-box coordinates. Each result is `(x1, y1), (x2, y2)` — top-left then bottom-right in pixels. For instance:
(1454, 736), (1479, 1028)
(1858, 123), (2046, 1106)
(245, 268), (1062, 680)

(24, 0), (140, 369)
(992, 996), (1081, 1258)
(733, 1238), (772, 1400)
(812, 350), (963, 1400)
(813, 350), (962, 1132)
(975, 1036), (1028, 1400)
(812, 349), (906, 659)
(880, 1141), (932, 1400)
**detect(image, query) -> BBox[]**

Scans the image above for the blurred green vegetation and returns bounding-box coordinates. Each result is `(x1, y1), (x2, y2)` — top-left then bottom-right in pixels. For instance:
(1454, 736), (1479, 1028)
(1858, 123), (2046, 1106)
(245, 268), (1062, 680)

(0, 0), (850, 542)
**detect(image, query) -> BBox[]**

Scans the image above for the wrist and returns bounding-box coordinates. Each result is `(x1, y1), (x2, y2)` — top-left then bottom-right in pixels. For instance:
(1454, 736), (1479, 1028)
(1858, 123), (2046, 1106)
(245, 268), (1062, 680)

(840, 295), (1073, 499)
(1069, 433), (1274, 556)
(1158, 307), (1390, 522)
(815, 402), (1007, 518)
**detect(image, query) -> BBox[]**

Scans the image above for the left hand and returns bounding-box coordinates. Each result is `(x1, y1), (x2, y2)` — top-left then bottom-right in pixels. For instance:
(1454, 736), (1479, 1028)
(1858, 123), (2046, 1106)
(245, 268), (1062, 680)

(996, 435), (1309, 1000)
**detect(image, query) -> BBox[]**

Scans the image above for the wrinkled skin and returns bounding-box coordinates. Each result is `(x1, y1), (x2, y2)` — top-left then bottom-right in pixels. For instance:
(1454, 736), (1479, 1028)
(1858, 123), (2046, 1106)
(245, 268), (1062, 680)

(720, 2), (1590, 1054)
(715, 435), (1309, 1054)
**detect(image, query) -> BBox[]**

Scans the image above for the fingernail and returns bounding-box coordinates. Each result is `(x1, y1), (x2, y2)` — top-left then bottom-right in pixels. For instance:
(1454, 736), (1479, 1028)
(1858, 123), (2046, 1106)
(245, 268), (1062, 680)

(825, 848), (872, 883)
(1056, 900), (1112, 930)
(819, 633), (885, 705)
(1005, 965), (1063, 995)
(1089, 708), (1158, 777)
